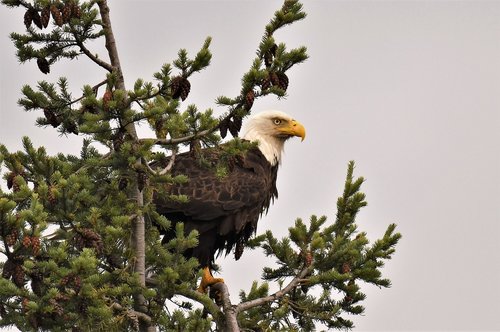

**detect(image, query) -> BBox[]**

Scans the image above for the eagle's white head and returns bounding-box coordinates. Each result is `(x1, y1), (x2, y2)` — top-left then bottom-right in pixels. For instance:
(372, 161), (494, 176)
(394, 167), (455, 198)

(242, 110), (306, 166)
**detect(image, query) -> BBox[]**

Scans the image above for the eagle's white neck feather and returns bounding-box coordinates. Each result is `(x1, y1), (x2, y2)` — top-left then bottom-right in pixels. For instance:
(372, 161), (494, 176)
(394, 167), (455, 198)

(242, 111), (290, 166)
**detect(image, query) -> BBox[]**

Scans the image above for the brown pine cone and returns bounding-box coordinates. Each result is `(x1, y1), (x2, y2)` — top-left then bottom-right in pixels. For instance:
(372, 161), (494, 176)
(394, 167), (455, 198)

(37, 58), (50, 74)
(49, 299), (64, 316)
(31, 8), (43, 29)
(71, 2), (82, 19)
(50, 5), (64, 27)
(232, 115), (243, 133)
(102, 90), (112, 112)
(6, 172), (15, 190)
(40, 6), (51, 28)
(219, 118), (229, 139)
(62, 2), (72, 23)
(76, 228), (103, 254)
(13, 264), (25, 287)
(137, 171), (147, 192)
(24, 8), (33, 29)
(270, 72), (280, 87)
(2, 259), (15, 279)
(341, 262), (351, 274)
(261, 76), (271, 91)
(245, 90), (255, 110)
(305, 251), (313, 267)
(170, 76), (183, 99)
(5, 230), (19, 246)
(264, 52), (273, 67)
(31, 237), (41, 255)
(43, 109), (60, 127)
(179, 78), (191, 101)
(276, 72), (289, 91)
(22, 235), (32, 248)
(228, 119), (239, 137)
(65, 120), (79, 134)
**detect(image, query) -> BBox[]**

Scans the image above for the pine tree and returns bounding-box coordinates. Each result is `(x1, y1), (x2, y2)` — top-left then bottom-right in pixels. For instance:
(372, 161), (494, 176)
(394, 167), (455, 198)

(0, 1), (400, 331)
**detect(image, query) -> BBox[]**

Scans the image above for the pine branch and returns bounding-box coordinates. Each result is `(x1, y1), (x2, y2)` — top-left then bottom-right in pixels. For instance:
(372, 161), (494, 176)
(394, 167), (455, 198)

(73, 32), (113, 72)
(236, 265), (314, 313)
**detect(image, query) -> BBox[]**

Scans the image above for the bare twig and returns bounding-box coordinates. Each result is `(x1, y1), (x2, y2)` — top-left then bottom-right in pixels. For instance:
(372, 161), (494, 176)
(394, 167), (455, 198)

(67, 78), (109, 106)
(75, 40), (114, 72)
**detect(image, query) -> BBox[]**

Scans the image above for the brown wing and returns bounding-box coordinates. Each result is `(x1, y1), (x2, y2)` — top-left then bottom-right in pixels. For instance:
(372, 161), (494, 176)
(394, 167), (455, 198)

(154, 146), (276, 222)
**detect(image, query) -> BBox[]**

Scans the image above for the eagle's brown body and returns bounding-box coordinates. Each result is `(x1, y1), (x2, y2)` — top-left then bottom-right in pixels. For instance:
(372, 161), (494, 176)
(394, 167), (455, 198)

(154, 111), (305, 273)
(155, 143), (278, 267)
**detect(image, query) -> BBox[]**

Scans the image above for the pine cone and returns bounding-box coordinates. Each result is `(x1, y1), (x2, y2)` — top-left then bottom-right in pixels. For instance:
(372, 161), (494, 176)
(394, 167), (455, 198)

(179, 78), (191, 101)
(219, 118), (229, 139)
(40, 6), (51, 28)
(13, 264), (25, 287)
(71, 2), (82, 19)
(49, 299), (64, 316)
(245, 90), (255, 110)
(21, 298), (29, 311)
(304, 251), (313, 267)
(137, 171), (147, 192)
(261, 76), (271, 91)
(276, 72), (289, 91)
(342, 262), (351, 274)
(48, 185), (58, 205)
(31, 237), (41, 255)
(50, 5), (64, 27)
(170, 76), (190, 100)
(112, 131), (124, 151)
(44, 109), (60, 127)
(73, 275), (81, 293)
(264, 52), (273, 67)
(6, 172), (15, 190)
(62, 2), (72, 24)
(65, 120), (79, 134)
(5, 230), (19, 247)
(22, 235), (32, 248)
(37, 58), (50, 74)
(228, 119), (239, 138)
(118, 178), (128, 190)
(31, 8), (43, 29)
(232, 115), (243, 133)
(102, 89), (112, 112)
(170, 76), (183, 99)
(270, 72), (280, 87)
(270, 43), (278, 57)
(234, 239), (244, 260)
(2, 259), (15, 279)
(24, 8), (33, 29)
(76, 228), (103, 254)
(30, 271), (43, 296)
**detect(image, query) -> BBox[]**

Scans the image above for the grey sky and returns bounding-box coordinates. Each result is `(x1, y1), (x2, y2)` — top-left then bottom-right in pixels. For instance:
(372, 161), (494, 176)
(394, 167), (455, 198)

(1, 1), (500, 331)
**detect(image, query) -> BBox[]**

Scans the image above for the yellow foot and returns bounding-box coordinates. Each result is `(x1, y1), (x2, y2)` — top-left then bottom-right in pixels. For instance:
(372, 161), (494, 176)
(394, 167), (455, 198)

(197, 267), (224, 293)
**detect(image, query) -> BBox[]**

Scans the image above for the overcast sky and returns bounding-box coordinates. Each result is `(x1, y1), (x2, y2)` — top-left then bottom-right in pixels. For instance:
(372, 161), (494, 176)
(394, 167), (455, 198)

(1, 1), (500, 331)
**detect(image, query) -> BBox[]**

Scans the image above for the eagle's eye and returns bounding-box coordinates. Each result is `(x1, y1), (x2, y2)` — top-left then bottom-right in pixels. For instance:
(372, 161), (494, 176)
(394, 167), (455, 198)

(273, 119), (282, 125)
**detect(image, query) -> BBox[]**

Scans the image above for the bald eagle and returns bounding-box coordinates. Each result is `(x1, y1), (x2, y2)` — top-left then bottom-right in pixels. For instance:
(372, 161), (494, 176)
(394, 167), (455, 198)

(155, 110), (305, 291)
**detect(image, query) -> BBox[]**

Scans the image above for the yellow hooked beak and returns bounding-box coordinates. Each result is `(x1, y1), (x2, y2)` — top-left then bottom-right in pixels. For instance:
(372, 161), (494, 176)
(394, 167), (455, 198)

(278, 119), (306, 141)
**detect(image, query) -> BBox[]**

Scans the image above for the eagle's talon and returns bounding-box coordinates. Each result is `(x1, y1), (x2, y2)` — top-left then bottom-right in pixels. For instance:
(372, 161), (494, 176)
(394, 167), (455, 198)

(198, 267), (224, 294)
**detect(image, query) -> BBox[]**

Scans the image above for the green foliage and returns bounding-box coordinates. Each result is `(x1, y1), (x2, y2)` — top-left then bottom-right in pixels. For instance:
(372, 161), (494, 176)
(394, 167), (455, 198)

(238, 162), (402, 330)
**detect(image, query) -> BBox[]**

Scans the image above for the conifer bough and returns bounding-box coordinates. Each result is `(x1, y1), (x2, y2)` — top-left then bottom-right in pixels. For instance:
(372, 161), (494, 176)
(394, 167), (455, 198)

(0, 0), (400, 331)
